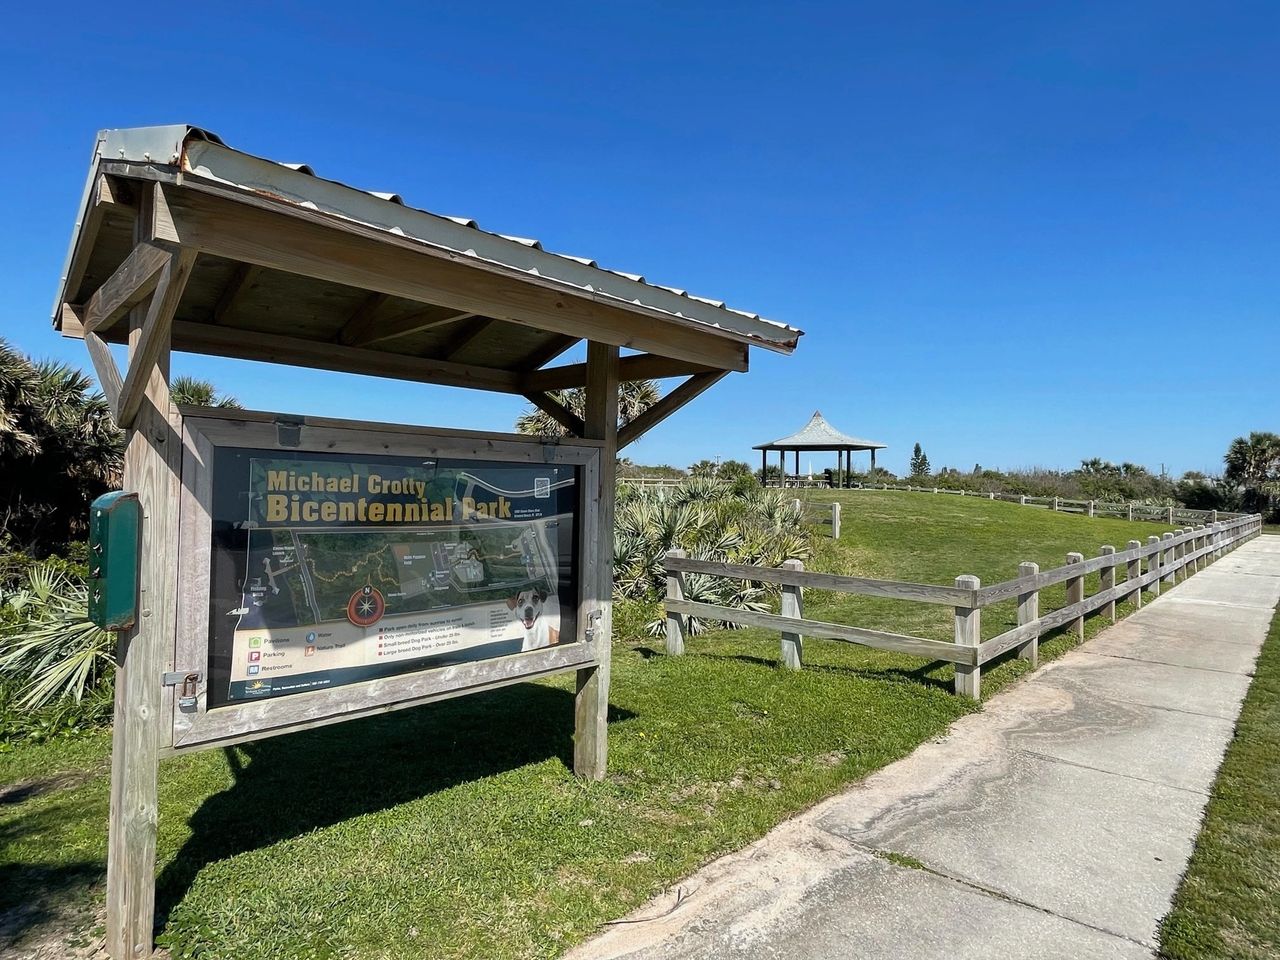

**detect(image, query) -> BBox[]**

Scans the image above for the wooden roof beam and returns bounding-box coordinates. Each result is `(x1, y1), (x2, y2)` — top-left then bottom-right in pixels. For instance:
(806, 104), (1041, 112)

(436, 316), (498, 361)
(210, 262), (262, 325)
(170, 320), (523, 394)
(344, 306), (475, 348)
(157, 182), (752, 372)
(523, 351), (735, 392)
(520, 334), (580, 370)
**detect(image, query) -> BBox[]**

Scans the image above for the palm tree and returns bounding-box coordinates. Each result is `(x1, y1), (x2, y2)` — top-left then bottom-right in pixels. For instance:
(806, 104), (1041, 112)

(0, 341), (123, 553)
(516, 379), (660, 438)
(1224, 433), (1280, 515)
(1224, 432), (1280, 489)
(171, 375), (241, 408)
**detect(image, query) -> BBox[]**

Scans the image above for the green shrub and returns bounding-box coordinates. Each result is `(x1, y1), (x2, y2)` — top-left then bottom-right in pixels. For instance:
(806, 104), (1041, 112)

(0, 559), (115, 712)
(613, 478), (811, 636)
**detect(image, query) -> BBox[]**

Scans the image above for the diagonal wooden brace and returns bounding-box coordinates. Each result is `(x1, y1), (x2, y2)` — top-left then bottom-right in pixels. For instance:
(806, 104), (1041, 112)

(522, 391), (585, 437)
(115, 247), (198, 428)
(617, 370), (728, 448)
(82, 240), (176, 337)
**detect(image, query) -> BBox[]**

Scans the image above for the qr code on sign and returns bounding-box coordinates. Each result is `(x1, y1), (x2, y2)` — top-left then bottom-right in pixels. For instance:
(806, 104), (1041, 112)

(534, 477), (551, 499)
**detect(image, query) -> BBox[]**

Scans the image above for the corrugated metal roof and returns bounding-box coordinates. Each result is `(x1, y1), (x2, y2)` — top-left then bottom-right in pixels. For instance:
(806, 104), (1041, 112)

(754, 411), (886, 450)
(55, 125), (801, 352)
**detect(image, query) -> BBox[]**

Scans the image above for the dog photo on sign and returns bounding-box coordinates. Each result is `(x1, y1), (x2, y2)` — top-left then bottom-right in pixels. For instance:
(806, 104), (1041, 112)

(507, 586), (561, 650)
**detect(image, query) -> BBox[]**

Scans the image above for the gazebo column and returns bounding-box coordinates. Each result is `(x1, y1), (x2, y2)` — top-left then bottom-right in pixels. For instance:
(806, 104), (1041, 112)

(794, 450), (800, 478)
(871, 448), (877, 477)
(760, 448), (767, 484)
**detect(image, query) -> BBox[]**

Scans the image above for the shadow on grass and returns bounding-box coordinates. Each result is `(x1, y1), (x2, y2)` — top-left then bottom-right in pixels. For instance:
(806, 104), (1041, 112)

(154, 683), (633, 932)
(693, 651), (954, 692)
(0, 861), (103, 951)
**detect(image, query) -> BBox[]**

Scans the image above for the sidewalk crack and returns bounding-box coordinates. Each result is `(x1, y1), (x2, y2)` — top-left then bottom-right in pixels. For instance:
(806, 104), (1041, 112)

(849, 841), (1156, 950)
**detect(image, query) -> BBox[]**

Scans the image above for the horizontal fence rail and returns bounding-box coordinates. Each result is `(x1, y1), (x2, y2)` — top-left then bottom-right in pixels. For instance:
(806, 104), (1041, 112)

(662, 514), (1263, 700)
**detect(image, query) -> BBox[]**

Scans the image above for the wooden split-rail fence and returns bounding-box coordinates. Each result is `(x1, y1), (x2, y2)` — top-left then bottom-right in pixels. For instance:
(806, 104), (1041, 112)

(846, 482), (1246, 526)
(662, 513), (1263, 699)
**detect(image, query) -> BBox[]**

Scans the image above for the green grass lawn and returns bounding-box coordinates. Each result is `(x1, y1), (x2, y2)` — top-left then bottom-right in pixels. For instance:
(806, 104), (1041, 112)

(0, 491), (1185, 959)
(1158, 599), (1280, 960)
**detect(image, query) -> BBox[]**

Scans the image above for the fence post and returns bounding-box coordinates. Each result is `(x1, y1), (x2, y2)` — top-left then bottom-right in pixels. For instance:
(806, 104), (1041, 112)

(953, 575), (981, 699)
(1210, 509), (1218, 523)
(1126, 539), (1142, 609)
(792, 498), (802, 515)
(1016, 561), (1040, 667)
(1176, 529), (1188, 580)
(1147, 535), (1162, 596)
(1167, 506), (1175, 524)
(664, 549), (686, 656)
(1020, 495), (1027, 505)
(1053, 497), (1060, 511)
(1088, 501), (1096, 517)
(1066, 552), (1085, 640)
(933, 487), (939, 494)
(1100, 545), (1117, 622)
(1128, 503), (1134, 521)
(779, 559), (804, 670)
(830, 502), (841, 539)
(1162, 532), (1176, 587)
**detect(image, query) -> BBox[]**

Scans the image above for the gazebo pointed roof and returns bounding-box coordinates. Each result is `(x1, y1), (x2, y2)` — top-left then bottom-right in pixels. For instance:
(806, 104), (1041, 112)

(753, 410), (886, 451)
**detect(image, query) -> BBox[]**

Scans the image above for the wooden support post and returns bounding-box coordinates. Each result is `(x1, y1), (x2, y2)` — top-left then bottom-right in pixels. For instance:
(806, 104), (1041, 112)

(1087, 500), (1095, 517)
(1162, 532), (1176, 587)
(830, 502), (841, 539)
(1210, 509), (1218, 523)
(1016, 562), (1040, 667)
(1174, 530), (1187, 581)
(1148, 535), (1162, 596)
(1020, 495), (1027, 505)
(1126, 539), (1142, 608)
(1053, 497), (1060, 511)
(779, 559), (804, 670)
(574, 341), (618, 781)
(1128, 503), (1134, 521)
(1066, 552), (1085, 641)
(1195, 524), (1206, 573)
(664, 549), (686, 656)
(1100, 545), (1117, 622)
(1167, 506), (1175, 523)
(760, 449), (767, 484)
(953, 575), (981, 699)
(107, 191), (183, 960)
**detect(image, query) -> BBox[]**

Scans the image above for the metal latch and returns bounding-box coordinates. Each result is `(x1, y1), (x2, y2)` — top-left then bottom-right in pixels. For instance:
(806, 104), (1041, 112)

(162, 670), (203, 710)
(584, 610), (603, 643)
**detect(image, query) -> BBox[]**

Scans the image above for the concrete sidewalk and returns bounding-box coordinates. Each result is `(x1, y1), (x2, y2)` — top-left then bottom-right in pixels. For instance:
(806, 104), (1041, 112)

(567, 535), (1280, 960)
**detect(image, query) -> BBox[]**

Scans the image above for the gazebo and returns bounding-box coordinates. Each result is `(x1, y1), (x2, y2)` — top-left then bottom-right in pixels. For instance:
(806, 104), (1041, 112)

(754, 411), (886, 487)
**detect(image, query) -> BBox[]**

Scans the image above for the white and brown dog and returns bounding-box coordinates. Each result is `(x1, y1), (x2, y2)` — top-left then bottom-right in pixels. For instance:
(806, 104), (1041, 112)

(507, 588), (561, 650)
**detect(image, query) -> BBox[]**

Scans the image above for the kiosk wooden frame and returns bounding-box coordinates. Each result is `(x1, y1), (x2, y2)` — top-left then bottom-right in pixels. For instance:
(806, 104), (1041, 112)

(52, 125), (800, 959)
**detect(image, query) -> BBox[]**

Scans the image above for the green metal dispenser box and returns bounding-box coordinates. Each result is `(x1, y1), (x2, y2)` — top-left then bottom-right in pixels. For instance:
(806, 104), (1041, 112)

(88, 491), (142, 631)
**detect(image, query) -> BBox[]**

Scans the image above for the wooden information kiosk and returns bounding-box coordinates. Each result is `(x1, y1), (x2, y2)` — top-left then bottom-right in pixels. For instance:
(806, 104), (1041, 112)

(51, 125), (801, 958)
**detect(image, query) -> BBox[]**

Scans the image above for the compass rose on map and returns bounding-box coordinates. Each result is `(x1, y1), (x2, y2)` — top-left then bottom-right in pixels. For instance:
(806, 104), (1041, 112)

(346, 584), (386, 627)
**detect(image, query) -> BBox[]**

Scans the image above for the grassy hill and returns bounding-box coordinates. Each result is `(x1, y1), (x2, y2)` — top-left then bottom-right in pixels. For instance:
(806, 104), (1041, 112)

(0, 491), (1181, 960)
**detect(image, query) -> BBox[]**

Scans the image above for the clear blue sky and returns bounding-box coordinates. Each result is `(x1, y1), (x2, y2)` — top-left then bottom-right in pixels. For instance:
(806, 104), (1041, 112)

(1, 2), (1276, 478)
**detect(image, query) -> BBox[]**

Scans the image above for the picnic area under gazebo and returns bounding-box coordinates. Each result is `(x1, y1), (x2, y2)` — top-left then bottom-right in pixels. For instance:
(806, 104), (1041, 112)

(754, 411), (886, 487)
